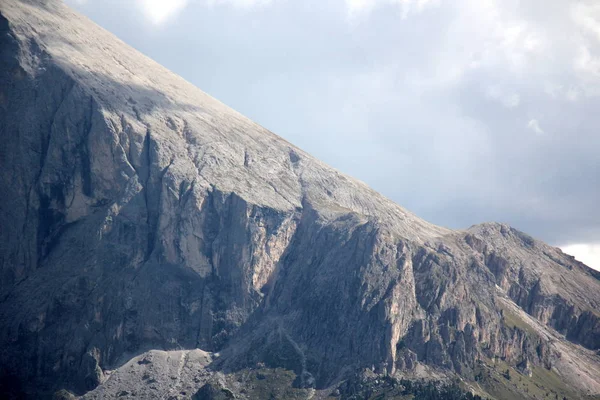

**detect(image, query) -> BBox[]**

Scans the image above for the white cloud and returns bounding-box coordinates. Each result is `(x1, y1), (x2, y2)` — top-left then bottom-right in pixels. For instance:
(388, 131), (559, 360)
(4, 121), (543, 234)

(346, 0), (439, 19)
(575, 45), (600, 81)
(527, 119), (544, 135)
(571, 3), (600, 43)
(569, 3), (600, 96)
(561, 243), (600, 271)
(137, 0), (272, 25)
(485, 85), (520, 108)
(137, 0), (190, 25)
(543, 83), (583, 102)
(209, 0), (273, 7)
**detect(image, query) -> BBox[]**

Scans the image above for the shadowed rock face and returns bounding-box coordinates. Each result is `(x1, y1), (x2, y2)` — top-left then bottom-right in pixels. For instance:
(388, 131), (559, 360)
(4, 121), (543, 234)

(0, 1), (599, 399)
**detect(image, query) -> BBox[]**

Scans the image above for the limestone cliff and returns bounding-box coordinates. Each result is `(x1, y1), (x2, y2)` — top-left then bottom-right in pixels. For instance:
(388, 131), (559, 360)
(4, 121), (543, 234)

(0, 1), (599, 399)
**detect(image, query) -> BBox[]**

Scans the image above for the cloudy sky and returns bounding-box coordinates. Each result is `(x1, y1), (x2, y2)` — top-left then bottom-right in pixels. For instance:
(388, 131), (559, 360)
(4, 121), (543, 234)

(66, 0), (600, 270)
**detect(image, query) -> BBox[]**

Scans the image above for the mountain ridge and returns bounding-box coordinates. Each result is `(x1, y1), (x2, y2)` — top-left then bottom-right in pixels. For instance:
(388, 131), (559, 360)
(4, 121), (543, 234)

(0, 0), (447, 236)
(0, 1), (599, 399)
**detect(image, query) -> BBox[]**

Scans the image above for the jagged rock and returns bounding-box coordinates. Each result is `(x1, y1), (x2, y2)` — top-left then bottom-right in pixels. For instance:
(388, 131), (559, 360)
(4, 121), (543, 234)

(517, 358), (533, 377)
(52, 390), (76, 400)
(395, 348), (417, 371)
(0, 1), (599, 399)
(194, 382), (236, 400)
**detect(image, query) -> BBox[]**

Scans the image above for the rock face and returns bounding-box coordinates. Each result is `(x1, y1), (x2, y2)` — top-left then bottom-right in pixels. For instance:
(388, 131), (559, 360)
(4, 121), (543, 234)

(0, 1), (599, 399)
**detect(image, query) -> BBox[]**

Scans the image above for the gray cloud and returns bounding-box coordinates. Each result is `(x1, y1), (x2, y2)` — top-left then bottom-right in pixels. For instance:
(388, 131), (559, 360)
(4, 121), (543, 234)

(65, 0), (600, 255)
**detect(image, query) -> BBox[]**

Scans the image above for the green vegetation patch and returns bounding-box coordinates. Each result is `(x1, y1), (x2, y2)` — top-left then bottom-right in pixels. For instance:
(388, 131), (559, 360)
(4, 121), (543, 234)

(334, 375), (486, 400)
(229, 367), (310, 400)
(473, 356), (584, 400)
(499, 304), (538, 337)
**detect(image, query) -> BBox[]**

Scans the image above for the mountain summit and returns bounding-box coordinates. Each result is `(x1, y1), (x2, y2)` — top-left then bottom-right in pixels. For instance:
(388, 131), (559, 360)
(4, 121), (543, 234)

(0, 1), (599, 399)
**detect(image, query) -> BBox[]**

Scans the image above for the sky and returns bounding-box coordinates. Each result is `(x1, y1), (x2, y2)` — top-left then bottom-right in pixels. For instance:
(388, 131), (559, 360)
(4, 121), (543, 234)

(65, 0), (600, 270)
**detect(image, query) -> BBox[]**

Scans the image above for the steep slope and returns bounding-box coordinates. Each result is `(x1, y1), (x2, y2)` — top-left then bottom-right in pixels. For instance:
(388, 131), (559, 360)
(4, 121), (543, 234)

(0, 1), (599, 399)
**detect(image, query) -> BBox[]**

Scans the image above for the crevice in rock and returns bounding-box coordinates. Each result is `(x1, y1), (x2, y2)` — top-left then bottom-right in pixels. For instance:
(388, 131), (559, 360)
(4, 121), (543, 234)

(140, 129), (154, 260)
(79, 96), (95, 198)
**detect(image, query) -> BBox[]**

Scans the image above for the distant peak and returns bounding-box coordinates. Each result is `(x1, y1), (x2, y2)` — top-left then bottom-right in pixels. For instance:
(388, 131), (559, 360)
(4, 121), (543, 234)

(468, 222), (537, 248)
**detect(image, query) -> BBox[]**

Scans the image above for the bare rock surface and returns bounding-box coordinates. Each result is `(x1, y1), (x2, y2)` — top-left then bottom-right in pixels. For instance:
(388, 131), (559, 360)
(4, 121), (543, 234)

(0, 1), (599, 399)
(82, 349), (213, 400)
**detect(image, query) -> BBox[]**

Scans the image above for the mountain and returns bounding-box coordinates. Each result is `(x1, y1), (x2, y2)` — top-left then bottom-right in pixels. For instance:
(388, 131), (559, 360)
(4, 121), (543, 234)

(0, 1), (599, 399)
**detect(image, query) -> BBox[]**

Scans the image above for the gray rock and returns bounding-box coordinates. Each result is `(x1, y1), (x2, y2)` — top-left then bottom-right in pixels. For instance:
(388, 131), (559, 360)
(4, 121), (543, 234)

(0, 1), (599, 399)
(193, 382), (236, 400)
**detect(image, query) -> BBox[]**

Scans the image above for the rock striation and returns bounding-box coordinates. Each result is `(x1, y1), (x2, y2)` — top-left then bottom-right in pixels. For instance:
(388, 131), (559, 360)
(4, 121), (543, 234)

(0, 1), (599, 399)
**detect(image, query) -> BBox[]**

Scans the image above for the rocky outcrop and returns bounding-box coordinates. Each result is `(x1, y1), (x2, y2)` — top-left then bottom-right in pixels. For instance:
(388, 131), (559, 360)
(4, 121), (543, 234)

(0, 1), (599, 399)
(194, 382), (236, 400)
(82, 349), (213, 399)
(465, 223), (600, 351)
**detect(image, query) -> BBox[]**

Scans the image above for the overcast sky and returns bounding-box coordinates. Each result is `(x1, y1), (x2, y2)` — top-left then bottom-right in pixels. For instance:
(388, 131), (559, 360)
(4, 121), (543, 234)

(66, 0), (600, 270)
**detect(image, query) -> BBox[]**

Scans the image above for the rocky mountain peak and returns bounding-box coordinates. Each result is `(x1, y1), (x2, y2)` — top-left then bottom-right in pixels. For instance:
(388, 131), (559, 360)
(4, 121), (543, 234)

(0, 1), (599, 399)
